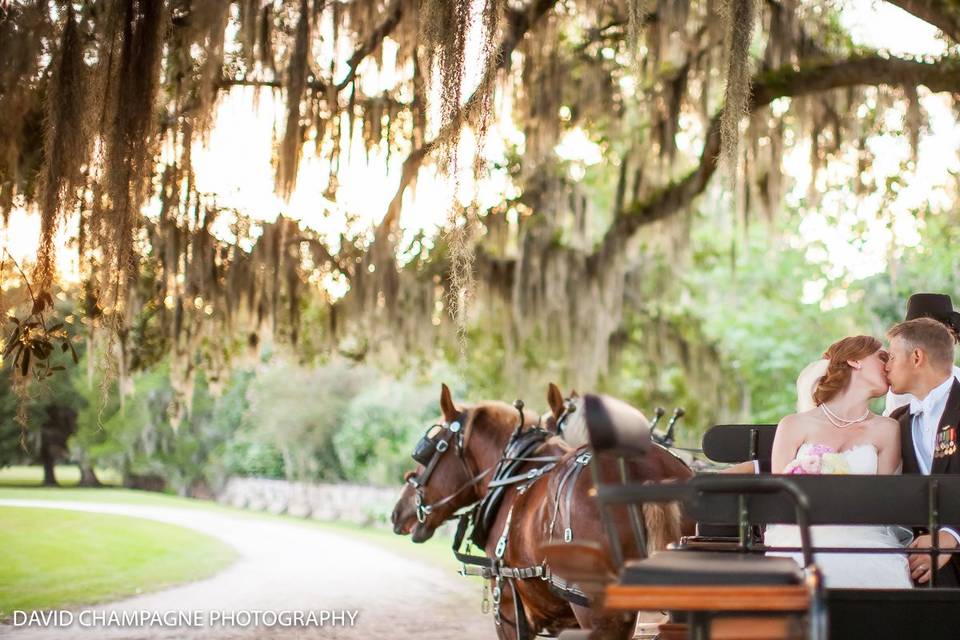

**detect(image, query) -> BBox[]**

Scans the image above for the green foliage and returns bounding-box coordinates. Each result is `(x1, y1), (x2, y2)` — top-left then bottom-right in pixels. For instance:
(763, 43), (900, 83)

(2, 290), (78, 382)
(242, 359), (362, 481)
(27, 347), (452, 490)
(674, 199), (959, 426)
(333, 376), (438, 486)
(685, 218), (858, 423)
(859, 211), (960, 329)
(70, 353), (121, 473)
(213, 369), (286, 479)
(0, 304), (85, 469)
(72, 356), (241, 494)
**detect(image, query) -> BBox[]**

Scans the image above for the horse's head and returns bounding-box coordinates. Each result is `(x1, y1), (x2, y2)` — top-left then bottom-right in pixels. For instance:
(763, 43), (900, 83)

(545, 382), (581, 439)
(390, 383), (538, 542)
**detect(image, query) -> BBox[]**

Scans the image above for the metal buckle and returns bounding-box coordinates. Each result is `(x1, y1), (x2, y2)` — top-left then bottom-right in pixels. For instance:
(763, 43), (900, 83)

(564, 527), (572, 542)
(540, 561), (550, 581)
(449, 420), (461, 433)
(436, 439), (449, 453)
(415, 491), (430, 523)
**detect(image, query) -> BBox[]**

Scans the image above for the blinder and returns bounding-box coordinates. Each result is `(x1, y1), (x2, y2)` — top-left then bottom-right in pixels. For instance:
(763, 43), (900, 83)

(412, 422), (457, 466)
(409, 416), (469, 522)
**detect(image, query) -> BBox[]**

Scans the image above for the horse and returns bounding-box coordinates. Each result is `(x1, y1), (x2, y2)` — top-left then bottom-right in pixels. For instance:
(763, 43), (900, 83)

(391, 383), (566, 540)
(390, 384), (694, 639)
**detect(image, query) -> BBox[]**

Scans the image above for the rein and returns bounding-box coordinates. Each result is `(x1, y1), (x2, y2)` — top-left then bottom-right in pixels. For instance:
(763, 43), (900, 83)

(411, 464), (492, 522)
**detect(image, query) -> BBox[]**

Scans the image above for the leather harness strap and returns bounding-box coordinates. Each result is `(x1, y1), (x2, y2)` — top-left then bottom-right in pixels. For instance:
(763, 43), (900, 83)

(561, 451), (591, 542)
(548, 448), (592, 543)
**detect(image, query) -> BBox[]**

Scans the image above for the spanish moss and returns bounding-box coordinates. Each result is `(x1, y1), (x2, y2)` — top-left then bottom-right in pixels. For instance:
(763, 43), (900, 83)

(35, 5), (93, 293)
(720, 0), (758, 182)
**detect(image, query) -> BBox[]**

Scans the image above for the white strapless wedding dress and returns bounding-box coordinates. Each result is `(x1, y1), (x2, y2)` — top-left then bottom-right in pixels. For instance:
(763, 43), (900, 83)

(764, 443), (913, 588)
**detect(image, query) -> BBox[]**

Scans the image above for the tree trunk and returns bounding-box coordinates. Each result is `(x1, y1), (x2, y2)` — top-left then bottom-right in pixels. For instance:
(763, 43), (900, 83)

(39, 404), (77, 487)
(78, 464), (102, 487)
(41, 456), (58, 486)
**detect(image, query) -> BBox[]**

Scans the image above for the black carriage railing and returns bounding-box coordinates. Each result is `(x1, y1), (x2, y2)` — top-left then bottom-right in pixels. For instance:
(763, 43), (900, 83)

(596, 474), (960, 587)
(596, 475), (819, 569)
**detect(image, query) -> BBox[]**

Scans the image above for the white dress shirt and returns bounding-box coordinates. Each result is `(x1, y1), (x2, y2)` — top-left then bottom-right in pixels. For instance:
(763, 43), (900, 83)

(908, 374), (955, 474)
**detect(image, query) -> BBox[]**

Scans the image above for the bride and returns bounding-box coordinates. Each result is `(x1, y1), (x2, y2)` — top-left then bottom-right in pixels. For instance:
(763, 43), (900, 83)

(765, 335), (912, 588)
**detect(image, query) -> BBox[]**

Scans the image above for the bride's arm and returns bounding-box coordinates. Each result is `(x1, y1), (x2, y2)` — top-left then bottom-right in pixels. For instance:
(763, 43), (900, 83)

(770, 414), (804, 474)
(875, 416), (901, 475)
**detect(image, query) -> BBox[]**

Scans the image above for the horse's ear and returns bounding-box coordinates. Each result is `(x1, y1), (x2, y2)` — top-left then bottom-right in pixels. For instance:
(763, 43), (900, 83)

(569, 389), (580, 399)
(440, 383), (459, 423)
(547, 382), (565, 421)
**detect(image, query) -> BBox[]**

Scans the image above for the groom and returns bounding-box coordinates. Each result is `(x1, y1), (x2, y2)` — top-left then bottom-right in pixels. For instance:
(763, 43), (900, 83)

(885, 309), (960, 586)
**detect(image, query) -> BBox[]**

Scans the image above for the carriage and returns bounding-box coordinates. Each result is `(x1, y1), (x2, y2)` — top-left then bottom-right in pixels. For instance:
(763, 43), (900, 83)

(544, 402), (960, 640)
(393, 387), (960, 640)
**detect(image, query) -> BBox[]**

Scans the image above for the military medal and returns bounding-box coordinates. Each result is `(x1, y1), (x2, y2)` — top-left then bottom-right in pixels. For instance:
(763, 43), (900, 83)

(935, 426), (956, 458)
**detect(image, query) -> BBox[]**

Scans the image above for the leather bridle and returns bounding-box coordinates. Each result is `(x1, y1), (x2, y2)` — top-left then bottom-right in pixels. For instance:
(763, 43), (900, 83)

(409, 411), (492, 523)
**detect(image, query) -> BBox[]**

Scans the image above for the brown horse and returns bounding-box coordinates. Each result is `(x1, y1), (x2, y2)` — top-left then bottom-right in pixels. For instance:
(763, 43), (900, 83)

(390, 384), (693, 639)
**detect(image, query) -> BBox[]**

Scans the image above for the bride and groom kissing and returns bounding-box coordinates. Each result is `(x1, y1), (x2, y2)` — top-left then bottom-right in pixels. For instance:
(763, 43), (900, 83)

(763, 293), (960, 589)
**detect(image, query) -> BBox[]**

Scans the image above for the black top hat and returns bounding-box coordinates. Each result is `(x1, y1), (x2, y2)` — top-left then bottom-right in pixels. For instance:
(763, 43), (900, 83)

(905, 293), (960, 334)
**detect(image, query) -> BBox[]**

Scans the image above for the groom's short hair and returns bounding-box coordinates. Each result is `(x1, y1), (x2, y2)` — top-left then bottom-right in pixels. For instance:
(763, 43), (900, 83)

(887, 318), (956, 370)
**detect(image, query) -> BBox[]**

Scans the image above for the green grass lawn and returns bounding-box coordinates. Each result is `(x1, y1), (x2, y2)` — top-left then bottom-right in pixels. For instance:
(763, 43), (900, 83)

(0, 487), (460, 619)
(0, 465), (121, 487)
(0, 506), (237, 619)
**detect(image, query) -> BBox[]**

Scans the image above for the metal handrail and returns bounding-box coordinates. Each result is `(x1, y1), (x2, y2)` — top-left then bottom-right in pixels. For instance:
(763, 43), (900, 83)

(597, 476), (817, 568)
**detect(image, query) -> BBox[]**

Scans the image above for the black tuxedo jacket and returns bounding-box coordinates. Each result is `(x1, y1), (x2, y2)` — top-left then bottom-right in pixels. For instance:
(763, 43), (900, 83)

(891, 378), (960, 586)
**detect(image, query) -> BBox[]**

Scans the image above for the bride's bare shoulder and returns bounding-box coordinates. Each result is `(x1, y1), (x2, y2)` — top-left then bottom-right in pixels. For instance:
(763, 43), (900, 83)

(869, 414), (900, 433)
(777, 410), (818, 433)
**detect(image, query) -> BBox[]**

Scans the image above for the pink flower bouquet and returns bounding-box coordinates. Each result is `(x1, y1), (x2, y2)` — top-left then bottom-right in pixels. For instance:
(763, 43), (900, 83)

(783, 444), (851, 475)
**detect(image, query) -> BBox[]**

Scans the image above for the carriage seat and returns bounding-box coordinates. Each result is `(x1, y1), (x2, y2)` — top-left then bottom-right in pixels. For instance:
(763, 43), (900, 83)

(581, 393), (651, 456)
(622, 550), (803, 586)
(691, 424), (778, 542)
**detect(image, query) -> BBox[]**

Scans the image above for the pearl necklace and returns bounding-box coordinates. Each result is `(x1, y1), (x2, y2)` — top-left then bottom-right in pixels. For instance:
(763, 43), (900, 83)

(820, 403), (870, 429)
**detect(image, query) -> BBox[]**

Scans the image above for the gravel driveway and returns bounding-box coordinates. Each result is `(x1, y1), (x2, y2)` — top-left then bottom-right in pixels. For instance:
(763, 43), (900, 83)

(0, 499), (494, 640)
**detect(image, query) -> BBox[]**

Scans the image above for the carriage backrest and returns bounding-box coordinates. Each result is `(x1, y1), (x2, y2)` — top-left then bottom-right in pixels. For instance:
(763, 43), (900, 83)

(701, 423), (776, 464)
(582, 393), (652, 457)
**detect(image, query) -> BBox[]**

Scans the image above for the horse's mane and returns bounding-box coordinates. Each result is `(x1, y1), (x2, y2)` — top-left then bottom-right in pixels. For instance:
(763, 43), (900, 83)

(542, 434), (573, 453)
(462, 400), (539, 449)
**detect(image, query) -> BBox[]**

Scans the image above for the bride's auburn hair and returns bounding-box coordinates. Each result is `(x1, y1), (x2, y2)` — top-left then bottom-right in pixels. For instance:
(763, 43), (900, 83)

(812, 335), (882, 406)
